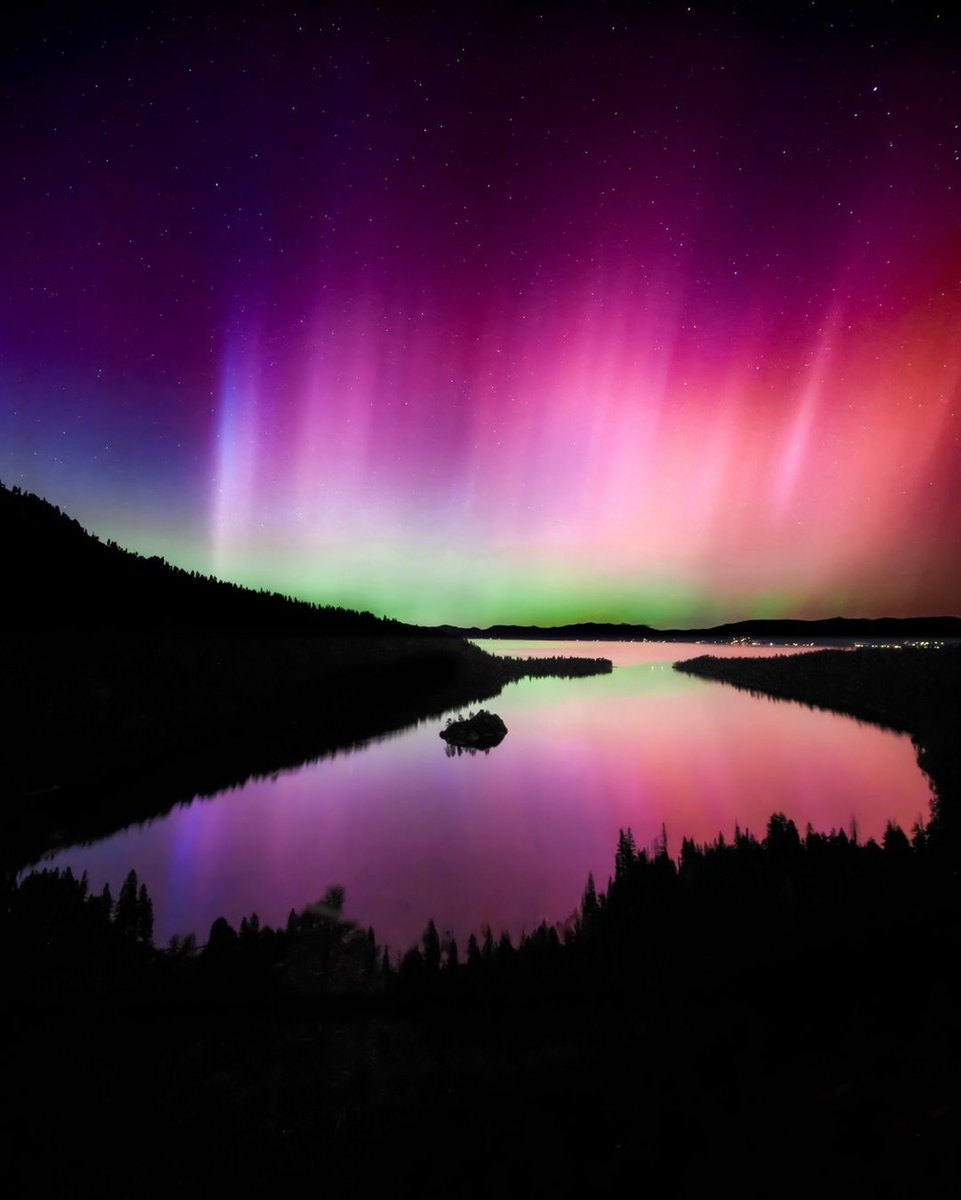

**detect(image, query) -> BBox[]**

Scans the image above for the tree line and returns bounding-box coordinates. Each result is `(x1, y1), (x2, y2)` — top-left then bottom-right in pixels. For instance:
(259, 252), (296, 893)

(6, 800), (958, 1193)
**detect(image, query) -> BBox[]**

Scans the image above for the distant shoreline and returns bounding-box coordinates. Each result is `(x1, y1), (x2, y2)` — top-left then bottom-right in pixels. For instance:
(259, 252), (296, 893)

(441, 615), (961, 642)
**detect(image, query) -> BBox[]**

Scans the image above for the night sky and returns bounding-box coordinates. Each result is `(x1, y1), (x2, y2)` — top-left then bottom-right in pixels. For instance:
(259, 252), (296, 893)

(2, 1), (959, 626)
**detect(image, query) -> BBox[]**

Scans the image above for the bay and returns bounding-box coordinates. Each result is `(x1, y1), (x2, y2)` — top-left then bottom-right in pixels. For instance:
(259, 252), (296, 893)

(42, 640), (932, 954)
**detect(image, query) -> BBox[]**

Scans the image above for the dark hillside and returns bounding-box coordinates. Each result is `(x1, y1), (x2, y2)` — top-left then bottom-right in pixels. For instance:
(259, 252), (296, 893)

(1, 481), (409, 635)
(0, 484), (610, 864)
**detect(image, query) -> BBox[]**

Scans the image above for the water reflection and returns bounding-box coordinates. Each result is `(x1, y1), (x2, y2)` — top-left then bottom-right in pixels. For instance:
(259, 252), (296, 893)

(44, 641), (932, 954)
(444, 743), (501, 758)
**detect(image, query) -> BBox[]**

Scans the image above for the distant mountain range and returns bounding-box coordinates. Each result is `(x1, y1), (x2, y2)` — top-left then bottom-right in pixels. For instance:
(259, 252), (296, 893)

(4, 481), (958, 640)
(436, 615), (961, 642)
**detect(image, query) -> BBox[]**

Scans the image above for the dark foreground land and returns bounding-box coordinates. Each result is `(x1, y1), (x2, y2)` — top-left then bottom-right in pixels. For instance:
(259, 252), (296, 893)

(1, 482), (609, 865)
(4, 484), (960, 1192)
(6, 646), (961, 1195)
(7, 808), (959, 1195)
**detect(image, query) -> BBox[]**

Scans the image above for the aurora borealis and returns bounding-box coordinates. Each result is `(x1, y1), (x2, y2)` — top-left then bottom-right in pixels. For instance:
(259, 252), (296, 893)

(2, 2), (959, 626)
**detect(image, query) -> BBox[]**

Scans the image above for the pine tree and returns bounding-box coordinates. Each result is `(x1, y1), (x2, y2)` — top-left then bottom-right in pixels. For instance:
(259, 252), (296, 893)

(582, 872), (599, 919)
(496, 930), (514, 962)
(615, 828), (637, 881)
(206, 916), (238, 957)
(423, 919), (442, 974)
(883, 821), (911, 859)
(136, 883), (154, 944)
(115, 870), (139, 939)
(99, 882), (113, 923)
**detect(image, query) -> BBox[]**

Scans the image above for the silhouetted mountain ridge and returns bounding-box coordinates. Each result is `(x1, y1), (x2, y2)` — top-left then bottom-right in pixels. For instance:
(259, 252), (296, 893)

(1, 481), (416, 634)
(8, 483), (957, 640)
(441, 615), (961, 641)
(1, 482), (613, 861)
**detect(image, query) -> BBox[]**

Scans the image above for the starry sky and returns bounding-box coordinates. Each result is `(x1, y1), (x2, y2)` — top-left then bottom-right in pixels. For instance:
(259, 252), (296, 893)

(2, 1), (959, 627)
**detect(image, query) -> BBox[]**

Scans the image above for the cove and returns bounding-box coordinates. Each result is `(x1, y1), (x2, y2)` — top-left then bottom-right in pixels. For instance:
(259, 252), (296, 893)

(41, 641), (932, 954)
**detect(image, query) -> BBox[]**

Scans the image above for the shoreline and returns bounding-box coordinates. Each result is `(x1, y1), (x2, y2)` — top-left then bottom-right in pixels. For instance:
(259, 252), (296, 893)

(3, 634), (610, 870)
(675, 646), (961, 842)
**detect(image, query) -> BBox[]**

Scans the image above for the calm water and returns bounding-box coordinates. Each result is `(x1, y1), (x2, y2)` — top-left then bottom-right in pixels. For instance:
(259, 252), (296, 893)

(44, 641), (932, 953)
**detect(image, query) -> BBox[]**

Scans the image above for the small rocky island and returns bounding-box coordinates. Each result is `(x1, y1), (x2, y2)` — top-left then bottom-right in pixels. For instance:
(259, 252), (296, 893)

(440, 709), (508, 749)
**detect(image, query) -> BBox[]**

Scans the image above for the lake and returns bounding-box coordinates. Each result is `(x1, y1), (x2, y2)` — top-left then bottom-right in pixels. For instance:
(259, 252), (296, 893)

(42, 640), (933, 955)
